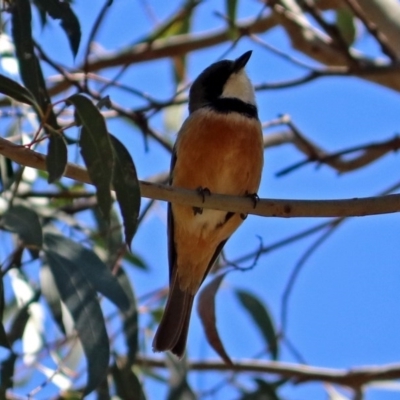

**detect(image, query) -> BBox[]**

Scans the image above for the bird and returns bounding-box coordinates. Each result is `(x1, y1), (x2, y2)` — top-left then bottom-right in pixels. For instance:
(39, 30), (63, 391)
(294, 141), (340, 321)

(152, 51), (264, 358)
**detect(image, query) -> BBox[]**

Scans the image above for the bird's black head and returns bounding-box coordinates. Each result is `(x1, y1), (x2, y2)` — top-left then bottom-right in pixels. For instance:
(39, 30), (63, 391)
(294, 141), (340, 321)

(188, 51), (254, 114)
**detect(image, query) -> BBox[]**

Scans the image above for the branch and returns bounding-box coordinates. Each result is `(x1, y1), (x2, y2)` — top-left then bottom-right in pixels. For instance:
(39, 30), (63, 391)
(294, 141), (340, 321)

(136, 356), (400, 388)
(2, 136), (400, 218)
(272, 0), (400, 92)
(47, 15), (278, 97)
(43, 8), (400, 98)
(344, 0), (398, 60)
(267, 127), (400, 176)
(355, 0), (400, 58)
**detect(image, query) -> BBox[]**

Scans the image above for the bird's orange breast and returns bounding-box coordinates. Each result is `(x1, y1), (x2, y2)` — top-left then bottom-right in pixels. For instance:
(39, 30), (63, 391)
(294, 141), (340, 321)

(172, 108), (264, 195)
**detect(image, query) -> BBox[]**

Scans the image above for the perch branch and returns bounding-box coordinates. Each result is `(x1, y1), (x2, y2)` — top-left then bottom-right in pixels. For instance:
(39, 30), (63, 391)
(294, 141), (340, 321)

(136, 356), (400, 389)
(1, 136), (400, 218)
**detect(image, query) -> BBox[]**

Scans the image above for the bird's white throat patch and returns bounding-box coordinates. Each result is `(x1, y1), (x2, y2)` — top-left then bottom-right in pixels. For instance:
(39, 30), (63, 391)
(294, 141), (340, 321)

(221, 69), (256, 105)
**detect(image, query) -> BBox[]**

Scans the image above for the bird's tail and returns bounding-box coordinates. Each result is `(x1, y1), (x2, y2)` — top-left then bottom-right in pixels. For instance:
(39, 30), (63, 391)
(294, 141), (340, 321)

(152, 273), (194, 358)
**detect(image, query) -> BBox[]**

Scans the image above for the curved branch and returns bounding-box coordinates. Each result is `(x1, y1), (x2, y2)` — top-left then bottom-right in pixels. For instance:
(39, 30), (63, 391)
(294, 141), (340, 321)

(2, 136), (400, 218)
(273, 1), (400, 92)
(136, 356), (400, 388)
(47, 15), (278, 97)
(45, 9), (400, 98)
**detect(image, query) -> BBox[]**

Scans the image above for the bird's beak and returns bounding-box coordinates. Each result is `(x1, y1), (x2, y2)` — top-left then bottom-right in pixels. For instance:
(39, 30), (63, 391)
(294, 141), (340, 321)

(233, 51), (252, 72)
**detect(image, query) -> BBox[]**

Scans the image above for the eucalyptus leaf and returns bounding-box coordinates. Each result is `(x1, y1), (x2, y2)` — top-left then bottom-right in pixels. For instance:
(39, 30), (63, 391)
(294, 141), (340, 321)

(235, 290), (278, 360)
(68, 94), (114, 223)
(44, 232), (130, 312)
(0, 205), (43, 249)
(336, 8), (357, 47)
(45, 250), (109, 395)
(117, 268), (138, 363)
(110, 134), (141, 248)
(11, 0), (58, 128)
(0, 73), (38, 108)
(46, 132), (67, 183)
(112, 362), (146, 400)
(197, 273), (232, 365)
(34, 0), (81, 57)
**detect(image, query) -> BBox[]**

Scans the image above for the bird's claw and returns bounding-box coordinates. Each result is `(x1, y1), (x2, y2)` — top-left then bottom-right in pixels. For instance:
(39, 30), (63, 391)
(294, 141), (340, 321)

(239, 192), (259, 219)
(193, 187), (211, 215)
(246, 192), (259, 209)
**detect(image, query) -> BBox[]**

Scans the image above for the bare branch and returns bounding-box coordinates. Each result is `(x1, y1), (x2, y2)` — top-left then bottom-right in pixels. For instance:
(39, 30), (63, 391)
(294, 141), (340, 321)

(355, 0), (400, 58)
(47, 15), (278, 97)
(344, 0), (398, 60)
(136, 356), (400, 388)
(2, 136), (400, 218)
(272, 1), (400, 92)
(41, 8), (400, 98)
(262, 124), (400, 176)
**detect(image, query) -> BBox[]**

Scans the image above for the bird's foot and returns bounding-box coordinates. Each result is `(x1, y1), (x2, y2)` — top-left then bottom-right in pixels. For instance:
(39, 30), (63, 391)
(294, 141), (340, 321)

(239, 192), (259, 219)
(193, 187), (211, 215)
(246, 191), (259, 208)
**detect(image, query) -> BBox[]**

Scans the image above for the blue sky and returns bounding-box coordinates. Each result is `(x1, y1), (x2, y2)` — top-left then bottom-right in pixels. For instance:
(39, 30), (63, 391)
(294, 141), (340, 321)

(3, 1), (400, 399)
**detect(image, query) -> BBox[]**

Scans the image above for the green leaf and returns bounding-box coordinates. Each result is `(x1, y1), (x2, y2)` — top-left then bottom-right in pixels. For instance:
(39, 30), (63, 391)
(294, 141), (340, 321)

(96, 95), (112, 110)
(40, 264), (65, 334)
(226, 0), (239, 40)
(33, 0), (48, 27)
(92, 207), (124, 268)
(11, 0), (61, 166)
(34, 0), (81, 57)
(109, 135), (141, 248)
(0, 205), (43, 249)
(239, 378), (281, 400)
(112, 362), (146, 400)
(81, 124), (113, 221)
(6, 301), (31, 344)
(336, 8), (356, 46)
(45, 250), (109, 395)
(11, 0), (58, 126)
(55, 391), (83, 400)
(0, 155), (14, 192)
(235, 290), (278, 360)
(0, 322), (9, 349)
(143, 1), (197, 86)
(117, 268), (138, 363)
(46, 132), (67, 183)
(144, 0), (199, 43)
(44, 232), (130, 312)
(197, 273), (232, 365)
(0, 277), (10, 349)
(67, 94), (114, 223)
(170, 1), (197, 86)
(0, 353), (17, 396)
(1, 301), (33, 396)
(0, 73), (38, 108)
(96, 375), (110, 400)
(11, 0), (40, 101)
(124, 251), (149, 270)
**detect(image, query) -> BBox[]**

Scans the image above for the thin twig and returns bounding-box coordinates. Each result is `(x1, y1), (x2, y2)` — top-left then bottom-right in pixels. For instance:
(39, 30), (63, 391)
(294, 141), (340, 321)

(280, 218), (343, 333)
(250, 33), (317, 70)
(276, 133), (400, 176)
(83, 0), (114, 90)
